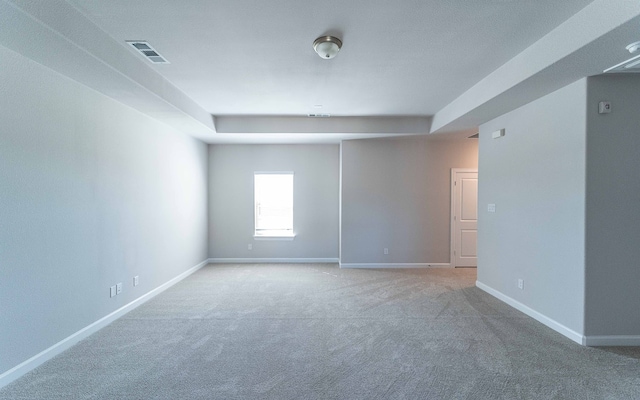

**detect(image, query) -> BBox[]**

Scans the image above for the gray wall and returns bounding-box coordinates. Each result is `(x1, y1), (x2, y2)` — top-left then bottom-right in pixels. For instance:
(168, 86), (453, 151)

(585, 75), (640, 336)
(340, 136), (478, 264)
(477, 79), (587, 335)
(0, 45), (208, 375)
(208, 144), (339, 260)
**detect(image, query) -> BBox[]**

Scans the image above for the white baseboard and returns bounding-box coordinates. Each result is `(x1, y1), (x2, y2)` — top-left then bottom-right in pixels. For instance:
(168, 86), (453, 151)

(340, 263), (451, 269)
(209, 258), (339, 264)
(583, 335), (640, 346)
(475, 280), (585, 345)
(0, 259), (209, 390)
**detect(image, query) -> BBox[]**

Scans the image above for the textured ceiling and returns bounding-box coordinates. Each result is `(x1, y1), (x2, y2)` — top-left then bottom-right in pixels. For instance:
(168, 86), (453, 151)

(4, 0), (640, 143)
(66, 0), (594, 118)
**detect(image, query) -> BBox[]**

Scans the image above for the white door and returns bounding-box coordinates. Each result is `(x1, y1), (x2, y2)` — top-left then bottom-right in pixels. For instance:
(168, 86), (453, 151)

(451, 169), (478, 267)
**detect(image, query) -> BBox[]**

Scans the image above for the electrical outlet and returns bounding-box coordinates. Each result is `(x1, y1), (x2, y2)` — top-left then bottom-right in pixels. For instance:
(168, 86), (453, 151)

(518, 279), (524, 290)
(384, 248), (389, 255)
(110, 285), (116, 298)
(116, 282), (123, 295)
(248, 244), (252, 251)
(133, 276), (139, 287)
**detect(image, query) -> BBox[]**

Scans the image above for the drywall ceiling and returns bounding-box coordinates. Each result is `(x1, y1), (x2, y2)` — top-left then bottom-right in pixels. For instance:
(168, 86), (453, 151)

(64, 0), (592, 117)
(2, 0), (640, 142)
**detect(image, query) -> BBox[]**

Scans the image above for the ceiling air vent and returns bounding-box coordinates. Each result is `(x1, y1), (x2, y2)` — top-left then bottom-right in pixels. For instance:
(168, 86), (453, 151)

(126, 41), (169, 64)
(307, 113), (331, 117)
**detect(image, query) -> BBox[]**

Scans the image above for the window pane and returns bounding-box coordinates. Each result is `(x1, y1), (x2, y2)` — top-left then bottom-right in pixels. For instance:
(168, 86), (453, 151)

(255, 173), (293, 235)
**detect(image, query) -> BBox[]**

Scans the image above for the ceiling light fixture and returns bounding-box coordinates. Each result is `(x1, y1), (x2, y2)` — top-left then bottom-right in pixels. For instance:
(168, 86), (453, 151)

(627, 41), (640, 54)
(313, 36), (342, 59)
(604, 41), (640, 73)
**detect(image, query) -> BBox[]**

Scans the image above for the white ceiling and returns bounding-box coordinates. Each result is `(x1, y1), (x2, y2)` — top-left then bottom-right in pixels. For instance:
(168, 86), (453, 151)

(2, 0), (640, 142)
(65, 0), (593, 117)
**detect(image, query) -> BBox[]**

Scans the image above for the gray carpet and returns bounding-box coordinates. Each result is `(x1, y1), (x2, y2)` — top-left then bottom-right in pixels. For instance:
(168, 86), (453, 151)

(2, 264), (640, 399)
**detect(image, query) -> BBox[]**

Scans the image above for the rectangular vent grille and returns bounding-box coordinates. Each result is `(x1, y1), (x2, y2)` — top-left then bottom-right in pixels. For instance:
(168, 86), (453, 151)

(307, 113), (331, 118)
(126, 41), (169, 64)
(604, 54), (640, 73)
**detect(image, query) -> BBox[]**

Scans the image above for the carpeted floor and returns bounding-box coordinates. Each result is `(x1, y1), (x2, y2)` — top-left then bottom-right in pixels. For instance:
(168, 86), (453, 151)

(2, 264), (640, 399)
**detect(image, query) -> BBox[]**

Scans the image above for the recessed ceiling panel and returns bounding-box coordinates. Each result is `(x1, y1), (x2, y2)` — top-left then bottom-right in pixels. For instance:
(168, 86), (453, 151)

(66, 0), (594, 117)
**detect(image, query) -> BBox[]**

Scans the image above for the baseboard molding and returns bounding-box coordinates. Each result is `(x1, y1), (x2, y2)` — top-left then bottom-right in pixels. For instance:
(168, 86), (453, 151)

(0, 259), (209, 390)
(209, 258), (339, 264)
(475, 280), (585, 345)
(340, 263), (451, 269)
(583, 335), (640, 346)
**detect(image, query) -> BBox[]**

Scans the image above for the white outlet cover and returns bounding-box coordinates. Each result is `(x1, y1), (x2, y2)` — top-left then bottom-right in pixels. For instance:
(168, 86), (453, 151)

(488, 204), (496, 213)
(110, 286), (116, 298)
(116, 282), (123, 294)
(133, 276), (139, 286)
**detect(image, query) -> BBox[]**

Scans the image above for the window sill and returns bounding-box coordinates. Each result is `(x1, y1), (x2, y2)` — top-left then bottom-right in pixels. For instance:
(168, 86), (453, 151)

(254, 232), (296, 241)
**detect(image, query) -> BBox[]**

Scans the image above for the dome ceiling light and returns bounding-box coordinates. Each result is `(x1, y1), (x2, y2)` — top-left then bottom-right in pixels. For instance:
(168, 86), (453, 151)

(626, 41), (640, 54)
(604, 40), (640, 73)
(313, 36), (342, 59)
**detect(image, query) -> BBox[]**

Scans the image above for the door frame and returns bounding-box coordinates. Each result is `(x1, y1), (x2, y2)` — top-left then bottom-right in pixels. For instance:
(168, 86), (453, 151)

(450, 168), (478, 268)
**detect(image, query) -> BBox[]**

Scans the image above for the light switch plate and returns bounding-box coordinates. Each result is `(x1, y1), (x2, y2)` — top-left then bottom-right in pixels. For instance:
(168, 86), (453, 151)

(110, 285), (116, 298)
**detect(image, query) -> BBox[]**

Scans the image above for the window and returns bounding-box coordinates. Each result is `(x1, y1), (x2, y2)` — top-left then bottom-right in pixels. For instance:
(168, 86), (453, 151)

(254, 172), (294, 238)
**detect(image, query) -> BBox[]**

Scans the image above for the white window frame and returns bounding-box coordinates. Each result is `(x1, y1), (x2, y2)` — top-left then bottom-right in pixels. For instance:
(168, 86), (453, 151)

(253, 172), (295, 240)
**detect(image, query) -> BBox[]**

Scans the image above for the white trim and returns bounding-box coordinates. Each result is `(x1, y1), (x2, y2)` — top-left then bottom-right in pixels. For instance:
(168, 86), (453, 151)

(338, 142), (343, 263)
(583, 336), (640, 346)
(209, 258), (339, 264)
(253, 235), (295, 241)
(254, 171), (295, 175)
(475, 280), (585, 345)
(450, 168), (478, 268)
(340, 263), (451, 269)
(0, 259), (209, 389)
